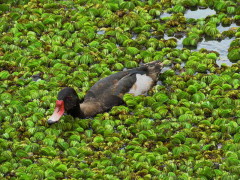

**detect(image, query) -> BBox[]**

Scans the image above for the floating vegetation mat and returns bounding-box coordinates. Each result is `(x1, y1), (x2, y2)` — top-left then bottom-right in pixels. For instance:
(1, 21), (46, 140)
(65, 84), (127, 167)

(0, 0), (240, 179)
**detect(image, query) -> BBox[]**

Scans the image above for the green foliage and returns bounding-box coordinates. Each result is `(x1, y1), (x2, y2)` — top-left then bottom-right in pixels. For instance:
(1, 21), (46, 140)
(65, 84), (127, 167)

(228, 48), (240, 62)
(0, 0), (239, 179)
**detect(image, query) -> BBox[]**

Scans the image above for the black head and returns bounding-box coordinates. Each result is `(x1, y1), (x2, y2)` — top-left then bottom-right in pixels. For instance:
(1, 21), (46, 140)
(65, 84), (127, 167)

(57, 87), (80, 111)
(47, 87), (84, 124)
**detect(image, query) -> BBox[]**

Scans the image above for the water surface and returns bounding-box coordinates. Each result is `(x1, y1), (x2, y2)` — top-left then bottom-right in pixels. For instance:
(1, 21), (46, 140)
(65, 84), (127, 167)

(190, 38), (234, 66)
(164, 34), (235, 66)
(160, 12), (172, 18)
(97, 30), (105, 35)
(184, 8), (216, 19)
(217, 23), (238, 33)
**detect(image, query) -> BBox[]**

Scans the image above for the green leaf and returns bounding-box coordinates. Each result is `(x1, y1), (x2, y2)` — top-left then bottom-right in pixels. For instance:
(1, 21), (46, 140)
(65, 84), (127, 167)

(0, 92), (12, 101)
(41, 147), (58, 156)
(21, 159), (33, 166)
(55, 164), (68, 172)
(58, 141), (69, 150)
(0, 151), (12, 162)
(43, 18), (55, 25)
(120, 2), (135, 10)
(153, 93), (169, 103)
(93, 136), (104, 143)
(228, 48), (240, 62)
(65, 147), (79, 156)
(191, 92), (205, 103)
(126, 47), (140, 55)
(0, 4), (10, 12)
(0, 70), (10, 80)
(125, 61), (138, 68)
(222, 84), (232, 90)
(105, 166), (118, 174)
(233, 133), (240, 143)
(69, 135), (81, 142)
(113, 63), (124, 70)
(76, 54), (93, 64)
(172, 5), (185, 13)
(206, 53), (217, 60)
(16, 149), (28, 158)
(187, 85), (198, 94)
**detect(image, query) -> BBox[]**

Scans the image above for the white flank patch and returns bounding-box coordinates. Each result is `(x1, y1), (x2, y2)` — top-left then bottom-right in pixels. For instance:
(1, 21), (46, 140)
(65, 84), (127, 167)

(128, 74), (153, 96)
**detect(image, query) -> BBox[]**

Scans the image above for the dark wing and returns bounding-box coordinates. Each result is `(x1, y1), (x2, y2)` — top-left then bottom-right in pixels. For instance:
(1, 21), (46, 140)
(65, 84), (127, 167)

(84, 70), (147, 110)
(98, 72), (139, 110)
(84, 67), (147, 100)
(84, 70), (129, 100)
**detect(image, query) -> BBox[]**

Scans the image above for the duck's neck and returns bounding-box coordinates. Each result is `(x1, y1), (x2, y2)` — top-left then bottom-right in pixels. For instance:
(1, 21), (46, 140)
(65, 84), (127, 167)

(79, 101), (102, 118)
(67, 100), (85, 118)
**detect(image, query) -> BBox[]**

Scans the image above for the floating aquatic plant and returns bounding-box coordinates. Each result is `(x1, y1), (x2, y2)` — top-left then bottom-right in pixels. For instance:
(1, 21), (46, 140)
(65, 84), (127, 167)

(204, 22), (221, 38)
(0, 0), (239, 179)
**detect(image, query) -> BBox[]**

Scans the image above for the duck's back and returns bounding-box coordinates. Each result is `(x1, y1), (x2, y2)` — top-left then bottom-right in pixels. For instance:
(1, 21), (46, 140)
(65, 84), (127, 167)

(83, 61), (163, 112)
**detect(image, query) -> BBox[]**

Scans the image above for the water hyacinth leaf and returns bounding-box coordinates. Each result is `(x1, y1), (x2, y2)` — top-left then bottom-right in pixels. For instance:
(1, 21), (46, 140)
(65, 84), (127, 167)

(16, 149), (28, 158)
(0, 92), (12, 101)
(153, 93), (169, 103)
(0, 71), (10, 80)
(21, 159), (33, 166)
(0, 0), (240, 179)
(41, 147), (58, 156)
(172, 5), (185, 13)
(0, 151), (12, 162)
(58, 141), (69, 150)
(120, 2), (135, 11)
(0, 4), (10, 12)
(187, 85), (197, 94)
(65, 147), (79, 157)
(93, 136), (104, 143)
(55, 164), (68, 172)
(126, 47), (139, 56)
(191, 93), (206, 103)
(43, 18), (55, 25)
(125, 61), (138, 68)
(113, 63), (124, 70)
(228, 48), (240, 62)
(76, 54), (94, 64)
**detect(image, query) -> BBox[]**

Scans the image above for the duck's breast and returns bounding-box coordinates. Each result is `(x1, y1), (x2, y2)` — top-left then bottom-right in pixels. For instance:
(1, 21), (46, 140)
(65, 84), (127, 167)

(128, 74), (153, 96)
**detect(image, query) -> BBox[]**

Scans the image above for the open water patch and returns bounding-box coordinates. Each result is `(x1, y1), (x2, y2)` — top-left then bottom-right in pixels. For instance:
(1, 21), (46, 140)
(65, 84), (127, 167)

(193, 38), (234, 66)
(164, 34), (235, 66)
(97, 30), (105, 35)
(132, 34), (137, 40)
(160, 12), (172, 18)
(184, 8), (216, 19)
(164, 34), (184, 49)
(217, 23), (239, 33)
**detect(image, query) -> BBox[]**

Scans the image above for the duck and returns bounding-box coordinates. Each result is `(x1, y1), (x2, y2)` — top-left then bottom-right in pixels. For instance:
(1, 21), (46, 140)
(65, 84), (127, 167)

(47, 60), (165, 124)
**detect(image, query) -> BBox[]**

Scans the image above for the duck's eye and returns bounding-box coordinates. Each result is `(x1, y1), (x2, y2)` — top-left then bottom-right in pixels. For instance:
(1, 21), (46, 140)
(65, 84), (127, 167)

(66, 96), (72, 100)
